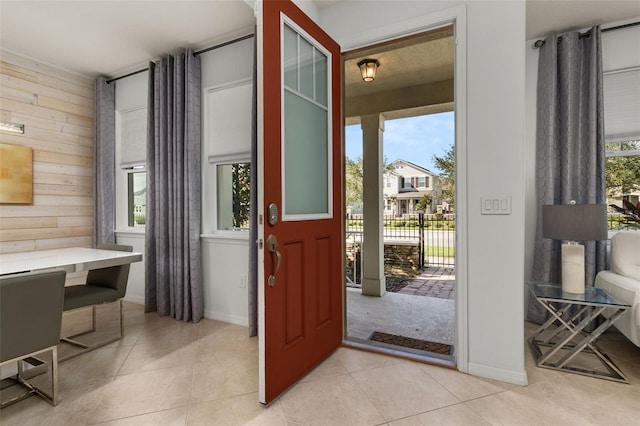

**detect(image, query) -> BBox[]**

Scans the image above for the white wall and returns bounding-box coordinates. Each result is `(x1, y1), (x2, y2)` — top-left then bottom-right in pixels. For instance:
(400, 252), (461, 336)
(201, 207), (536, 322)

(320, 0), (527, 385)
(113, 39), (255, 325)
(200, 37), (254, 325)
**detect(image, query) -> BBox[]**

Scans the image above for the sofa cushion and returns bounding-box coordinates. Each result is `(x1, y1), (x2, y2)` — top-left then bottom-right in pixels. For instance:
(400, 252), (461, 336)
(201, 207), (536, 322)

(595, 270), (640, 346)
(610, 231), (640, 281)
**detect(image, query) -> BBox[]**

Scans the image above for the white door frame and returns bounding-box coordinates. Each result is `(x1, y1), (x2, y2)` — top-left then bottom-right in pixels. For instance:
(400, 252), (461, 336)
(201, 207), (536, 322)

(338, 5), (469, 373)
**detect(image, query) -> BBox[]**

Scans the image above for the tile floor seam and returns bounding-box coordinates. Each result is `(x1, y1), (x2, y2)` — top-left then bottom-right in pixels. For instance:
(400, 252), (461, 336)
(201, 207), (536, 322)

(345, 369), (389, 423)
(383, 400), (468, 425)
(87, 405), (189, 426)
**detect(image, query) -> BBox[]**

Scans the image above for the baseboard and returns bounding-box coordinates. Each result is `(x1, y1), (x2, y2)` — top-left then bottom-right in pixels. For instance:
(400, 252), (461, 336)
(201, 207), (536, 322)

(123, 295), (145, 305)
(204, 309), (249, 327)
(468, 361), (528, 386)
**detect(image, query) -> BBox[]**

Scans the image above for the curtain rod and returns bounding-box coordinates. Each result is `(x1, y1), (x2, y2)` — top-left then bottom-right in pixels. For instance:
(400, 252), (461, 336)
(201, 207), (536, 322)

(106, 33), (255, 84)
(533, 21), (640, 48)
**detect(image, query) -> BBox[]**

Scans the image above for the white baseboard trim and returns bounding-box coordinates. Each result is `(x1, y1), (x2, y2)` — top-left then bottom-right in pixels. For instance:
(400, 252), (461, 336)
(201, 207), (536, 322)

(204, 309), (249, 327)
(468, 362), (528, 386)
(123, 295), (145, 305)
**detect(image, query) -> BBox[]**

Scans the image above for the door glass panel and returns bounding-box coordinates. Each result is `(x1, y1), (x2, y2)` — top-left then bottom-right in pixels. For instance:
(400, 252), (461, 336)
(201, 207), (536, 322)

(282, 21), (330, 219)
(299, 37), (314, 99)
(284, 90), (328, 216)
(283, 25), (298, 90)
(314, 51), (327, 106)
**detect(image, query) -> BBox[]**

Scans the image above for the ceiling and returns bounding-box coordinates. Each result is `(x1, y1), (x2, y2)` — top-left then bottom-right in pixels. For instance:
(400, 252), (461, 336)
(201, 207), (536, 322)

(0, 1), (638, 79)
(344, 28), (454, 99)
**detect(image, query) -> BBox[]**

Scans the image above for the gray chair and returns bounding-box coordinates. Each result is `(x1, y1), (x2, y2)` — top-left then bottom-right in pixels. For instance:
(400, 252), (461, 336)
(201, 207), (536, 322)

(1, 269), (66, 408)
(61, 244), (132, 359)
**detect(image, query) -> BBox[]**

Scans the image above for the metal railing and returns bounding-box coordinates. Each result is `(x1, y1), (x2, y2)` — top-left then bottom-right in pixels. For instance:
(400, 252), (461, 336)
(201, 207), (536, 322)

(346, 213), (456, 268)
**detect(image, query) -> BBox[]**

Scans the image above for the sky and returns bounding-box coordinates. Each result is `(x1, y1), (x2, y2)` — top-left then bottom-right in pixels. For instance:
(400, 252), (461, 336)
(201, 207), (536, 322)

(345, 111), (454, 173)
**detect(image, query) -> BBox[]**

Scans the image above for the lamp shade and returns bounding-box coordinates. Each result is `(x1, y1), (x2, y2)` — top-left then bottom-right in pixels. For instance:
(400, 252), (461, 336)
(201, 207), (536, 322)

(542, 204), (608, 241)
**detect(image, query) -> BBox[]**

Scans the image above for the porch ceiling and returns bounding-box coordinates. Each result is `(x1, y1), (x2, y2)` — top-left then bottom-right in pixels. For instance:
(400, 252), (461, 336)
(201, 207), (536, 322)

(344, 26), (455, 123)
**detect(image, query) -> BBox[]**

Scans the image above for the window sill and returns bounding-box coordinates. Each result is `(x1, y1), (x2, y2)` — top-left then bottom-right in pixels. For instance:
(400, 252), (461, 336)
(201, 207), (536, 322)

(201, 232), (250, 243)
(115, 229), (146, 237)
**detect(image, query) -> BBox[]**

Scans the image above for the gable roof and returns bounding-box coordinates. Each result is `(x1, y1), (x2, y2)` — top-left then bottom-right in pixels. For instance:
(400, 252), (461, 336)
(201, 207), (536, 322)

(388, 159), (437, 176)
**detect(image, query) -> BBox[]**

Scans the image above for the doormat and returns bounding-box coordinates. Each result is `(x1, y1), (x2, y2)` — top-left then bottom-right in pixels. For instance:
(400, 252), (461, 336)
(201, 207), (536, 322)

(368, 331), (453, 355)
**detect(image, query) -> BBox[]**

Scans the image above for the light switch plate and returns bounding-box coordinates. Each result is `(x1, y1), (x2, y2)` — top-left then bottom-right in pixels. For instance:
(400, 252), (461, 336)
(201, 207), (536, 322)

(481, 196), (511, 215)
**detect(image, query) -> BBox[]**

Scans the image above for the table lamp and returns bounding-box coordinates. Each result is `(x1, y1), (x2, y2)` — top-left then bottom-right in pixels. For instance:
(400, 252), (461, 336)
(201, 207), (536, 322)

(542, 203), (608, 294)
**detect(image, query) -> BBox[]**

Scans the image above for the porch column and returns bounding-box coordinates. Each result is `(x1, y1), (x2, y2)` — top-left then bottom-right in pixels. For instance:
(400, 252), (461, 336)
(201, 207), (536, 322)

(361, 114), (385, 297)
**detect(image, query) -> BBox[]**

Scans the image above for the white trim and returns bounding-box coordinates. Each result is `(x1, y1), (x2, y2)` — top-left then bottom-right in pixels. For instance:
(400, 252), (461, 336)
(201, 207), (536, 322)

(337, 6), (463, 52)
(452, 5), (469, 376)
(468, 361), (528, 386)
(123, 295), (145, 305)
(200, 233), (250, 243)
(204, 309), (249, 327)
(338, 4), (469, 375)
(206, 156), (251, 235)
(114, 230), (145, 238)
(280, 13), (333, 222)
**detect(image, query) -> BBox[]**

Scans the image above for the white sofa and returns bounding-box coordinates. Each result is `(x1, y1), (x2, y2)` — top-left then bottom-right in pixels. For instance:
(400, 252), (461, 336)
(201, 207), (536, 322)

(595, 230), (640, 346)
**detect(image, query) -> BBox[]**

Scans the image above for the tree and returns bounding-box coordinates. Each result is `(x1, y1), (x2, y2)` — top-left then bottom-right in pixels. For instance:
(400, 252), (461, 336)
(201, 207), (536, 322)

(345, 157), (363, 210)
(232, 163), (251, 228)
(414, 193), (432, 212)
(432, 144), (455, 204)
(605, 141), (640, 198)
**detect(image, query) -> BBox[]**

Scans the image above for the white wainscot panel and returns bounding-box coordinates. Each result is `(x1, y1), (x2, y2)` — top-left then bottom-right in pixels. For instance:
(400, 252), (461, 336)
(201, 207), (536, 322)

(202, 235), (250, 326)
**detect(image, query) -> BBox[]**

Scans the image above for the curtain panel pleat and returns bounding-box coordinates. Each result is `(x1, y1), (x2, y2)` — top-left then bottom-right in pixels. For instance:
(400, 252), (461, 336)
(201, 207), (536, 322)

(94, 77), (116, 246)
(529, 27), (607, 323)
(145, 50), (203, 322)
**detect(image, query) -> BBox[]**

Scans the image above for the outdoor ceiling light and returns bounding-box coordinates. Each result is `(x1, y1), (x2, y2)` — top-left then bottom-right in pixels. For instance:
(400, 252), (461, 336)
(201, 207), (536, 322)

(357, 59), (380, 82)
(0, 120), (25, 134)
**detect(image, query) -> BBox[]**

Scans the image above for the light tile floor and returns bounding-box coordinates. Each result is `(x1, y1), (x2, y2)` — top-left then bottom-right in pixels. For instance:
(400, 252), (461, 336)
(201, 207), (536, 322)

(1, 302), (639, 425)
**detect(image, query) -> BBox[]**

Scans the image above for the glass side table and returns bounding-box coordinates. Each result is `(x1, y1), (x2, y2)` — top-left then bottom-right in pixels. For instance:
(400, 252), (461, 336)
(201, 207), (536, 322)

(527, 282), (630, 383)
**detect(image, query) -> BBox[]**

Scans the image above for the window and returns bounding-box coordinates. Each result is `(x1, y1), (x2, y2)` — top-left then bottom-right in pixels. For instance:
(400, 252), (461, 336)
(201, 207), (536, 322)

(127, 169), (146, 227)
(602, 43), (640, 229)
(605, 140), (640, 229)
(216, 162), (251, 231)
(402, 178), (412, 189)
(418, 176), (428, 187)
(116, 106), (147, 230)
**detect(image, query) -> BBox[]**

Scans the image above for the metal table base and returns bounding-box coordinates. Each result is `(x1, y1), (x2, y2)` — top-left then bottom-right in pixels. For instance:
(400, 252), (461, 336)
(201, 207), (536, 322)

(528, 283), (630, 384)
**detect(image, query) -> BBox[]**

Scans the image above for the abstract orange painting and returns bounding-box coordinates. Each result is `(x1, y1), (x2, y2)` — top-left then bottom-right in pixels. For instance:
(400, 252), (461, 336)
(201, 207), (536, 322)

(0, 143), (33, 204)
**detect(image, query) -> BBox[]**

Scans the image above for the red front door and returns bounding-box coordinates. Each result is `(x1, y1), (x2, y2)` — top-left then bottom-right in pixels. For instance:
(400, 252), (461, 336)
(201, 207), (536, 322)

(257, 0), (343, 404)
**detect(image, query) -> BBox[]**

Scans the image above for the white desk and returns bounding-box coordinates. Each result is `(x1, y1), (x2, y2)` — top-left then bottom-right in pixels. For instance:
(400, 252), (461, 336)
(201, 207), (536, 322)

(0, 247), (143, 276)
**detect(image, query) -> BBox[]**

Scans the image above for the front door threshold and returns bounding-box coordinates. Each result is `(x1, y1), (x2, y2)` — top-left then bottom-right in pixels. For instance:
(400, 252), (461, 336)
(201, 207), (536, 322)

(342, 337), (456, 368)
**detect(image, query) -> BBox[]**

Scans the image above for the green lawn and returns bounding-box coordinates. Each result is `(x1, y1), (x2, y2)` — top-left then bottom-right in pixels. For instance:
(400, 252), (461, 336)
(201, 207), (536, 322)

(425, 245), (455, 257)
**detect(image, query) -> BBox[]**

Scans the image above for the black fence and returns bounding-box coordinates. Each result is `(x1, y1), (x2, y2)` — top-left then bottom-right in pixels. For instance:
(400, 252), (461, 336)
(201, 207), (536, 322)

(346, 213), (456, 268)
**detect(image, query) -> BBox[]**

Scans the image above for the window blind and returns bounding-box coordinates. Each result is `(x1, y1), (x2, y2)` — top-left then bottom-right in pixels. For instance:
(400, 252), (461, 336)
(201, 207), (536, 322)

(119, 107), (147, 168)
(603, 69), (640, 142)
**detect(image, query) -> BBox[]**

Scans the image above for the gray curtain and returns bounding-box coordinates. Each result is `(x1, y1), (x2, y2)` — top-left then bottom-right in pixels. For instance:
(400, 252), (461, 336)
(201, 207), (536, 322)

(94, 77), (116, 246)
(248, 34), (258, 337)
(145, 49), (203, 322)
(529, 26), (607, 323)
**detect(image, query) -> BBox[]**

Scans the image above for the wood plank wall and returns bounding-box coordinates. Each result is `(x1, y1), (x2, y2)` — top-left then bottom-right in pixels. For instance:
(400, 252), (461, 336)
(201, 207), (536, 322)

(0, 51), (95, 274)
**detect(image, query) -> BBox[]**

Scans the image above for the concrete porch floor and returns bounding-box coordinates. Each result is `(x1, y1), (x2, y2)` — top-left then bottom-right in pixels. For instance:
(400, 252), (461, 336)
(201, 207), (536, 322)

(346, 265), (456, 352)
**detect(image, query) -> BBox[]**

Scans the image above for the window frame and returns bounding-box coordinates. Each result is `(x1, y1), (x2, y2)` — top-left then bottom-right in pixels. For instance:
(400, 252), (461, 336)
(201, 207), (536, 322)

(115, 106), (147, 233)
(205, 154), (251, 238)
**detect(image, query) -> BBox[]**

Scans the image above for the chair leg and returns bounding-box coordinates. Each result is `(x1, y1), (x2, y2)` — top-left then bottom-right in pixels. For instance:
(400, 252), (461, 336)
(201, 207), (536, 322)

(0, 347), (60, 408)
(119, 299), (124, 339)
(50, 347), (59, 406)
(59, 300), (125, 362)
(92, 305), (97, 332)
